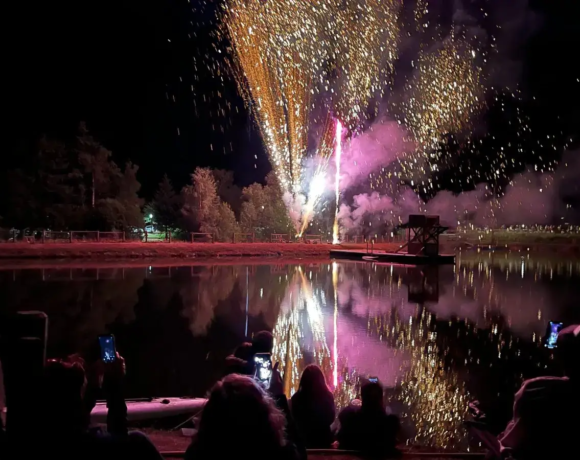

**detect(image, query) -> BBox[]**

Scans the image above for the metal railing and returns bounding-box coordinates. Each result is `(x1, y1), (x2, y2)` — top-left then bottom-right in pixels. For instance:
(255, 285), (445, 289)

(190, 232), (214, 243)
(1, 229), (423, 245)
(270, 233), (292, 243)
(233, 233), (255, 243)
(303, 234), (323, 244)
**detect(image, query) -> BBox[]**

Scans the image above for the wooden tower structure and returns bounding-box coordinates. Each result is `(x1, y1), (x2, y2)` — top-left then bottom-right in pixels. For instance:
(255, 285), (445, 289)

(398, 215), (448, 256)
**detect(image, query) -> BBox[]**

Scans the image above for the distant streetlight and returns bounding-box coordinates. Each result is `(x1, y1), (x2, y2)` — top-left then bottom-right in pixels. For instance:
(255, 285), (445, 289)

(149, 214), (153, 219)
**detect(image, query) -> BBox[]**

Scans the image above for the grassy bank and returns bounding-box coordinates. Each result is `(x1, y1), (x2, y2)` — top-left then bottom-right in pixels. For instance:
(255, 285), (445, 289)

(1, 236), (578, 261)
(0, 242), (407, 260)
(441, 230), (580, 246)
(0, 242), (337, 259)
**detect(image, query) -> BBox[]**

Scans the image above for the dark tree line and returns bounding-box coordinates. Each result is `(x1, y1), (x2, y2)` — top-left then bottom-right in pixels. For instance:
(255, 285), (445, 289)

(2, 123), (143, 231)
(1, 123), (297, 240)
(147, 169), (295, 241)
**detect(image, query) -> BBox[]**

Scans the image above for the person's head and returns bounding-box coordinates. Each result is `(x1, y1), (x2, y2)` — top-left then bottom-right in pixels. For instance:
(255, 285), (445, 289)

(42, 359), (88, 430)
(234, 342), (253, 361)
(252, 331), (273, 355)
(360, 380), (384, 411)
(224, 342), (253, 376)
(557, 324), (580, 380)
(298, 364), (331, 395)
(194, 374), (286, 458)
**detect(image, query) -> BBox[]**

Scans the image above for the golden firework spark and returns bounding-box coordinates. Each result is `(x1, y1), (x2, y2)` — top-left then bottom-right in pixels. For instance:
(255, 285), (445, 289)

(414, 0), (429, 32)
(223, 0), (320, 196)
(223, 0), (402, 231)
(399, 39), (485, 172)
(329, 0), (401, 129)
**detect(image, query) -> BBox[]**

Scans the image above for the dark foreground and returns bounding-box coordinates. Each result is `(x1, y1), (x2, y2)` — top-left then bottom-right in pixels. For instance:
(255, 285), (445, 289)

(144, 429), (484, 459)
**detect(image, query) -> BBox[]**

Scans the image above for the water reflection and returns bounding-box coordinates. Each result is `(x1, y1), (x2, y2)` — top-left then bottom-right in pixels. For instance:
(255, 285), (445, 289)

(269, 262), (470, 449)
(1, 254), (579, 450)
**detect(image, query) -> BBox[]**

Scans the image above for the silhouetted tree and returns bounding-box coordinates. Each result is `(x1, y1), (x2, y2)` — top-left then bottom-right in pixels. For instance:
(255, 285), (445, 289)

(182, 167), (239, 241)
(212, 169), (242, 217)
(149, 174), (182, 236)
(240, 172), (293, 238)
(95, 161), (144, 229)
(76, 122), (114, 209)
(4, 136), (85, 229)
(3, 123), (144, 231)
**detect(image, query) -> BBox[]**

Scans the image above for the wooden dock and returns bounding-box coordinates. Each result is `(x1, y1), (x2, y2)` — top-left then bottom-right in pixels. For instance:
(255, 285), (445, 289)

(330, 249), (455, 265)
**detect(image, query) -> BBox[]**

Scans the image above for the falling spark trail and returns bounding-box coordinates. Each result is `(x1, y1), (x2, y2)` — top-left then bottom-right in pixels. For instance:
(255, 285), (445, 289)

(333, 120), (343, 244)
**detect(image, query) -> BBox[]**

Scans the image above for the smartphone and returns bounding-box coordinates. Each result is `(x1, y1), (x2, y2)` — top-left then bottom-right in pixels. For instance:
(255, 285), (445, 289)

(253, 353), (272, 389)
(368, 377), (379, 383)
(544, 322), (564, 349)
(98, 334), (117, 363)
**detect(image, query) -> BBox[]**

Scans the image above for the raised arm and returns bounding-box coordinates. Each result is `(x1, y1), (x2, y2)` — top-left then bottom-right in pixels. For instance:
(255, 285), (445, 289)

(102, 353), (128, 436)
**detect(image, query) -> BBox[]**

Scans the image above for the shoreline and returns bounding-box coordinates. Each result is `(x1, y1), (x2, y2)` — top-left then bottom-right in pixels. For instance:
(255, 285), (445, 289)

(0, 242), (338, 260)
(0, 242), (401, 261)
(1, 240), (579, 262)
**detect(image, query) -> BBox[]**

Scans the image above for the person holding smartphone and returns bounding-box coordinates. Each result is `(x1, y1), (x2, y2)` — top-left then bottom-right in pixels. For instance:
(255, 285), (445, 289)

(32, 337), (163, 460)
(499, 324), (580, 460)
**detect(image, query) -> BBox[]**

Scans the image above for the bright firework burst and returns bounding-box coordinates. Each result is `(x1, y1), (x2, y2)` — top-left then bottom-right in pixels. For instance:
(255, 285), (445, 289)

(222, 0), (321, 199)
(300, 114), (336, 235)
(222, 0), (403, 232)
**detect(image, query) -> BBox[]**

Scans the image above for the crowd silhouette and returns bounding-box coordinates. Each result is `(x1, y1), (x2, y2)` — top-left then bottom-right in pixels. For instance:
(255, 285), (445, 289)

(1, 323), (579, 460)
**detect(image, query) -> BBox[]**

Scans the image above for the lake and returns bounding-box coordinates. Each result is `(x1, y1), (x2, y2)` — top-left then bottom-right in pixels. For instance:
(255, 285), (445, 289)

(1, 251), (580, 450)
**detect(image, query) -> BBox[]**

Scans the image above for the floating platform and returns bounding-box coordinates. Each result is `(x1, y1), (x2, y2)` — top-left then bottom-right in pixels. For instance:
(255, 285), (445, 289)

(330, 249), (455, 265)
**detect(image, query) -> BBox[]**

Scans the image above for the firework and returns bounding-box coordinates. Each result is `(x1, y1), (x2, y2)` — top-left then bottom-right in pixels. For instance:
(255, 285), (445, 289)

(299, 114), (336, 235)
(325, 0), (401, 236)
(414, 0), (429, 31)
(330, 0), (401, 130)
(223, 0), (403, 232)
(398, 39), (485, 174)
(223, 0), (321, 197)
(333, 119), (343, 243)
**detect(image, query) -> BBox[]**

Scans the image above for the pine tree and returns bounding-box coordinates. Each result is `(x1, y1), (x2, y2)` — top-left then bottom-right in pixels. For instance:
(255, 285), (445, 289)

(150, 174), (181, 236)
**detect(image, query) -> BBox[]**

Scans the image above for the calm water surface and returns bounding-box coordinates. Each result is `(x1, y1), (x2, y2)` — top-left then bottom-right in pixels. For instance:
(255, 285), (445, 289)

(1, 252), (580, 450)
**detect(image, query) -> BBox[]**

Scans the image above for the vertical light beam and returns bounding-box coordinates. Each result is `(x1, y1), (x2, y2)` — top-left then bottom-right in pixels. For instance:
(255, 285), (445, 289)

(333, 120), (343, 244)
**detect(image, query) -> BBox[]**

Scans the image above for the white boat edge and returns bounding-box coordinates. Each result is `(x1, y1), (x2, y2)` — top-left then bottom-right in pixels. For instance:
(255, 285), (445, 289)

(90, 397), (207, 424)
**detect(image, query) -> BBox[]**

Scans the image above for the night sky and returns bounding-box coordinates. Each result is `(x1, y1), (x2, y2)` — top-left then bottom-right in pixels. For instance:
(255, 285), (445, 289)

(4, 0), (579, 200)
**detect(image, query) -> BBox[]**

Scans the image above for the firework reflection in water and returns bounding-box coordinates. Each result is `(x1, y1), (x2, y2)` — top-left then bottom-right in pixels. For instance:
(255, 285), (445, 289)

(181, 256), (578, 448)
(270, 262), (470, 449)
(268, 258), (571, 449)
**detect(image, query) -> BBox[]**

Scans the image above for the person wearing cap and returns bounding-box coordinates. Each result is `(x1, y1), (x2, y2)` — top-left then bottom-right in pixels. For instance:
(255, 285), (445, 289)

(499, 324), (580, 459)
